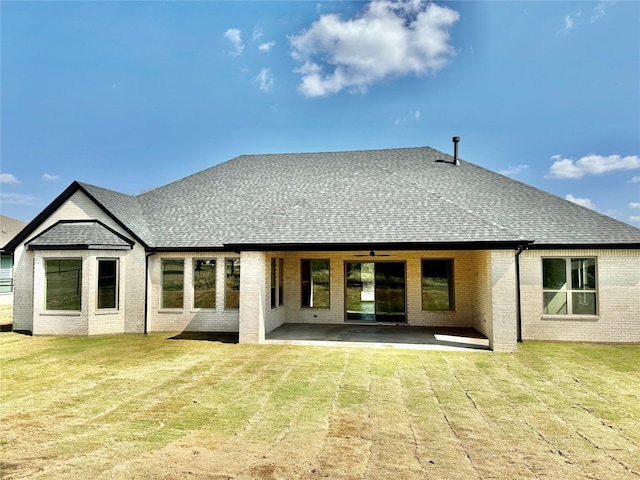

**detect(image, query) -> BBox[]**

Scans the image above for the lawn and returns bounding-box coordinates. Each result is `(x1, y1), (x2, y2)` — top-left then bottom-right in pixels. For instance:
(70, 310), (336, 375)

(1, 333), (639, 479)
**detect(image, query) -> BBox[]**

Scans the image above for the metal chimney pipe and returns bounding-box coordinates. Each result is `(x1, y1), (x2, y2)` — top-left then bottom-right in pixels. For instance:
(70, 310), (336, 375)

(452, 136), (460, 165)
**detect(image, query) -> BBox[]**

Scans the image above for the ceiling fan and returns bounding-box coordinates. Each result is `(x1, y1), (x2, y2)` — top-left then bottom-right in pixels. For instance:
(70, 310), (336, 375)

(352, 250), (394, 257)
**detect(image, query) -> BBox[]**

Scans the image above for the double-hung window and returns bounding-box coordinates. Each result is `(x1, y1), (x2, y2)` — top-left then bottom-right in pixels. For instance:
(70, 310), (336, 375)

(543, 257), (597, 316)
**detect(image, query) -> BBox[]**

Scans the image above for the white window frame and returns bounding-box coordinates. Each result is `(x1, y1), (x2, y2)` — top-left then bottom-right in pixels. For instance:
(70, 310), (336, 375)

(542, 257), (598, 317)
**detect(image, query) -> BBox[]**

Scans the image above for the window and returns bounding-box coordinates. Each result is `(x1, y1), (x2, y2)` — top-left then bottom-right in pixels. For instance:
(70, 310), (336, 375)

(270, 258), (284, 308)
(543, 257), (597, 316)
(0, 255), (13, 293)
(225, 258), (240, 309)
(422, 259), (454, 311)
(278, 258), (284, 307)
(45, 259), (82, 311)
(193, 259), (216, 309)
(271, 258), (277, 308)
(162, 259), (184, 309)
(97, 259), (118, 309)
(301, 259), (330, 308)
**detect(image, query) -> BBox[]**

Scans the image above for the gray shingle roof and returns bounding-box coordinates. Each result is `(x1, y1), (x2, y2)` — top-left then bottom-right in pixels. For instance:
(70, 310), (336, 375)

(75, 147), (640, 249)
(26, 221), (134, 250)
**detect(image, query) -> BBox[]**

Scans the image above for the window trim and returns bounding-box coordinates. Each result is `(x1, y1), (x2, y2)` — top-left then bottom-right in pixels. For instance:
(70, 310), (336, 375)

(96, 258), (119, 311)
(421, 258), (455, 311)
(542, 256), (598, 318)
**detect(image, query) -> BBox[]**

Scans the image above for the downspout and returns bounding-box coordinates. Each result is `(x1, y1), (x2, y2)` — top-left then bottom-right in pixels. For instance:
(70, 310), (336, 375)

(144, 251), (155, 335)
(515, 243), (529, 343)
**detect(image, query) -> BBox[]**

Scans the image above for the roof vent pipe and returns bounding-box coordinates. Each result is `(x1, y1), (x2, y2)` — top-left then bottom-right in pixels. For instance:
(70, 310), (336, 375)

(452, 136), (460, 165)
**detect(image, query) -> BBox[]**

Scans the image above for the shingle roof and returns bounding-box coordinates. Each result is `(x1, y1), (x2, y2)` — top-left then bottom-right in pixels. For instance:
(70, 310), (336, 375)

(38, 146), (640, 250)
(26, 221), (134, 250)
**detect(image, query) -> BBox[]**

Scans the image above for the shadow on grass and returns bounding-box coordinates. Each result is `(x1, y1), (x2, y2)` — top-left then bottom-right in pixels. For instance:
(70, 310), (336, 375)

(169, 331), (239, 344)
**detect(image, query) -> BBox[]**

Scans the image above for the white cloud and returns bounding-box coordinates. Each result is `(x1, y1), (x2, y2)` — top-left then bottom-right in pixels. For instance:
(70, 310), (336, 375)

(629, 202), (640, 209)
(630, 216), (640, 223)
(547, 154), (640, 179)
(0, 192), (38, 206)
(590, 2), (607, 23)
(255, 68), (274, 92)
(0, 173), (20, 184)
(629, 176), (640, 184)
(499, 165), (529, 176)
(259, 41), (276, 52)
(224, 28), (244, 56)
(289, 0), (460, 97)
(252, 27), (263, 42)
(565, 194), (596, 210)
(42, 173), (60, 181)
(415, 110), (421, 121)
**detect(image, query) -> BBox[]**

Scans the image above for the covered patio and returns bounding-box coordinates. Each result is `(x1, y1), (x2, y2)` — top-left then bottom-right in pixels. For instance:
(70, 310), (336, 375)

(264, 323), (490, 351)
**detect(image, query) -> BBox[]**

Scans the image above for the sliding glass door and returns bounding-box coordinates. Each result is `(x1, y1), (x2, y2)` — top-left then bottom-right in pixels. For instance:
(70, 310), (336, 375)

(345, 262), (406, 323)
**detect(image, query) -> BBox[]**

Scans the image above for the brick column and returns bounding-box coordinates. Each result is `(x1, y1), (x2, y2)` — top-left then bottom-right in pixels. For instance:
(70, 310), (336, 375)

(490, 250), (518, 352)
(238, 251), (267, 344)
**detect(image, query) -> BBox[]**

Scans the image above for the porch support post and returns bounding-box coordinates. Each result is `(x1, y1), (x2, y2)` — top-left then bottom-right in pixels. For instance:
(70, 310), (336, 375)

(238, 251), (267, 344)
(490, 250), (518, 352)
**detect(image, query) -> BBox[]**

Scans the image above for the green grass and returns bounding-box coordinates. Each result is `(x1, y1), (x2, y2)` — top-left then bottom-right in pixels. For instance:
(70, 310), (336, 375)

(1, 334), (639, 479)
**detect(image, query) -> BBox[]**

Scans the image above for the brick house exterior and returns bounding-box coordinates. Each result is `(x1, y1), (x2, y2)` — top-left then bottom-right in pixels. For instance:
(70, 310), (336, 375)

(6, 147), (640, 351)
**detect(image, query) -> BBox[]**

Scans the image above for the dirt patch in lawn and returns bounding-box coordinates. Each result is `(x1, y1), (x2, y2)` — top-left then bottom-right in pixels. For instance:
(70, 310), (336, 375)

(1, 334), (639, 479)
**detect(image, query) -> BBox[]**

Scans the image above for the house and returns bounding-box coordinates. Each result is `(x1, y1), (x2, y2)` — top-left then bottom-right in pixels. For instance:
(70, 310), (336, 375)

(5, 145), (640, 351)
(1, 215), (28, 326)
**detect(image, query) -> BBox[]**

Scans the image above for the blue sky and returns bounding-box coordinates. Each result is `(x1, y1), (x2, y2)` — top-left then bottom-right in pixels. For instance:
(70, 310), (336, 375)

(1, 0), (639, 226)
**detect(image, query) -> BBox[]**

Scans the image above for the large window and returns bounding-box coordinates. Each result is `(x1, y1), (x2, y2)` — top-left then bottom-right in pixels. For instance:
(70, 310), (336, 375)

(543, 257), (597, 316)
(421, 259), (454, 311)
(193, 259), (216, 309)
(225, 258), (240, 309)
(162, 259), (184, 309)
(97, 259), (118, 309)
(301, 259), (330, 308)
(45, 259), (82, 311)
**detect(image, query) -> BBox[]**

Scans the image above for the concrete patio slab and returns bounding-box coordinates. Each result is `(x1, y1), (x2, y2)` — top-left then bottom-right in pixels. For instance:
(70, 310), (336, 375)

(264, 323), (491, 351)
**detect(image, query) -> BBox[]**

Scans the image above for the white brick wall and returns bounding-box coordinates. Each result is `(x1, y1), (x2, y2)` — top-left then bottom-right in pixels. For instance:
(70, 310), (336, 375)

(520, 249), (640, 343)
(146, 252), (240, 333)
(12, 191), (146, 335)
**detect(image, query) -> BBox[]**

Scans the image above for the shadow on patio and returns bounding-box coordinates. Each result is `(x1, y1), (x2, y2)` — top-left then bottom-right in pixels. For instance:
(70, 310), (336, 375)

(265, 323), (490, 351)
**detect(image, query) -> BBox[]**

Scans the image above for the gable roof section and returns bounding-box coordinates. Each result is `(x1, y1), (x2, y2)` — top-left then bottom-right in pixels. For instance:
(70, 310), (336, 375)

(25, 220), (134, 250)
(3, 182), (150, 253)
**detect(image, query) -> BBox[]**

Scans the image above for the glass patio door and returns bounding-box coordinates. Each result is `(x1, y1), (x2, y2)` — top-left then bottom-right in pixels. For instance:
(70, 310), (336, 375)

(345, 262), (406, 323)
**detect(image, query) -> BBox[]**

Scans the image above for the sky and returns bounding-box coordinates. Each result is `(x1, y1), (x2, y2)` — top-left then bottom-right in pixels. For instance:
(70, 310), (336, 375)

(1, 0), (639, 226)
